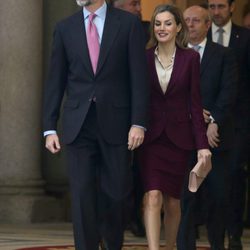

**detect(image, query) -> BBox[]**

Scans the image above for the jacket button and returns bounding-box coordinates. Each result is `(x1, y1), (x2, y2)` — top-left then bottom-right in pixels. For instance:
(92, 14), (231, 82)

(88, 97), (97, 102)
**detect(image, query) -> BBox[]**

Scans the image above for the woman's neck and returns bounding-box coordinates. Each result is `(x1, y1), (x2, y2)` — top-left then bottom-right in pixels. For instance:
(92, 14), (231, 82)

(158, 41), (176, 57)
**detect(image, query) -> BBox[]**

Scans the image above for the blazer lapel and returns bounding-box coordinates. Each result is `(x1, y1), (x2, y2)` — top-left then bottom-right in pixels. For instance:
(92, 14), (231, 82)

(148, 47), (165, 95)
(95, 6), (120, 75)
(164, 47), (183, 95)
(148, 46), (183, 96)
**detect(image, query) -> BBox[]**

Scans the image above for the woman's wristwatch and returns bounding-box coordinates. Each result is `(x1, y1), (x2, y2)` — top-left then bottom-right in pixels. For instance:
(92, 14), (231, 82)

(209, 115), (215, 124)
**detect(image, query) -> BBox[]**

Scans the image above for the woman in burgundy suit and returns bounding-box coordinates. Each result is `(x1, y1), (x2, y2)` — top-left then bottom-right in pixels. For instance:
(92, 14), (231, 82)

(137, 5), (211, 250)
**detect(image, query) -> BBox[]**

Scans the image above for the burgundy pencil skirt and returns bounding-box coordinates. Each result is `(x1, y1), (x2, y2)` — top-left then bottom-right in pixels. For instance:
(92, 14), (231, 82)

(137, 132), (191, 199)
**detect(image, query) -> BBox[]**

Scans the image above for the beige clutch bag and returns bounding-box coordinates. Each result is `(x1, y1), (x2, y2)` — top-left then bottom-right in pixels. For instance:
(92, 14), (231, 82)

(188, 159), (212, 192)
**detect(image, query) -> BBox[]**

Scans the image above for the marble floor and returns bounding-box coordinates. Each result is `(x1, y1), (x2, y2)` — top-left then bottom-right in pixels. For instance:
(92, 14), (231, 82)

(0, 223), (249, 250)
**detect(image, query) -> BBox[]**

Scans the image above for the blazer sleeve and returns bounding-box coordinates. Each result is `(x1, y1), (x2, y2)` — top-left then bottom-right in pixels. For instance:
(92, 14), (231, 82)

(128, 17), (149, 128)
(210, 48), (238, 126)
(43, 23), (68, 131)
(190, 53), (209, 149)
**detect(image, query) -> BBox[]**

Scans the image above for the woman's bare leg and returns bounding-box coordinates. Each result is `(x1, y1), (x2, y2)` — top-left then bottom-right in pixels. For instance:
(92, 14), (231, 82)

(163, 195), (181, 250)
(143, 190), (163, 250)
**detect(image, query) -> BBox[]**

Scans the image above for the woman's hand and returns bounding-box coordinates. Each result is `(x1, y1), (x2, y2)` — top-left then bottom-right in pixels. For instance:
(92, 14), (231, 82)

(197, 149), (212, 166)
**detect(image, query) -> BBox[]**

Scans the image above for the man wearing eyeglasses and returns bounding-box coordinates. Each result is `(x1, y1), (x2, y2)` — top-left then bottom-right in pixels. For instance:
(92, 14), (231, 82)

(207, 1), (250, 249)
(177, 5), (237, 250)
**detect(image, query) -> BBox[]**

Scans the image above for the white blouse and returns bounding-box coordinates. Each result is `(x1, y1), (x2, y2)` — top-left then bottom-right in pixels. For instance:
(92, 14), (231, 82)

(154, 47), (176, 94)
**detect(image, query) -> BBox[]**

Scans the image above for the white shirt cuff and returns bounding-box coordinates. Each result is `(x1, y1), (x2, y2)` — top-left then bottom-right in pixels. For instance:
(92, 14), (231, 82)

(44, 130), (57, 137)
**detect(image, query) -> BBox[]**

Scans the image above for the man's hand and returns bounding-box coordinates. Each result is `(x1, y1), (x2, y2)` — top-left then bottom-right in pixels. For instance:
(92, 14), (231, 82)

(128, 126), (145, 151)
(203, 109), (211, 123)
(207, 123), (220, 148)
(45, 134), (61, 154)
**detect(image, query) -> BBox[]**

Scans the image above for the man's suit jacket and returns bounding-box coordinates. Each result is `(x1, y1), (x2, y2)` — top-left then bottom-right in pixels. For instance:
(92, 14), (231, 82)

(141, 20), (150, 44)
(200, 40), (238, 151)
(208, 23), (250, 129)
(43, 5), (149, 145)
(144, 46), (208, 151)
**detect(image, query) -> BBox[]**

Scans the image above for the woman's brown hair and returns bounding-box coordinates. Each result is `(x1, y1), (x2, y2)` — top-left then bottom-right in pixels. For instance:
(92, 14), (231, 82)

(147, 4), (189, 49)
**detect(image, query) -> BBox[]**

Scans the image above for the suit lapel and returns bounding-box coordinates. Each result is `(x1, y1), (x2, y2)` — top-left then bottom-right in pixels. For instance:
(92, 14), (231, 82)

(229, 23), (240, 48)
(71, 7), (121, 77)
(95, 6), (120, 75)
(201, 41), (214, 75)
(207, 29), (212, 41)
(73, 11), (93, 75)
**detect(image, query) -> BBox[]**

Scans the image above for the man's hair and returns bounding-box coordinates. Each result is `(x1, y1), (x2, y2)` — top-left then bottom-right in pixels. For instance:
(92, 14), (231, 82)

(228, 0), (235, 5)
(207, 0), (235, 6)
(198, 4), (211, 23)
(110, 0), (125, 6)
(199, 3), (208, 9)
(243, 3), (250, 18)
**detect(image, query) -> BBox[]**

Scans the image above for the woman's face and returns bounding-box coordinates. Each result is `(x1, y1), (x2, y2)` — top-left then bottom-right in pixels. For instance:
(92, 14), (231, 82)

(154, 11), (181, 44)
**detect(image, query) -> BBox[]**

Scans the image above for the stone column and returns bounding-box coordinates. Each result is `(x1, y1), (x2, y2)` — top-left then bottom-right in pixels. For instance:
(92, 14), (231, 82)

(42, 0), (80, 197)
(0, 0), (63, 223)
(41, 3), (80, 223)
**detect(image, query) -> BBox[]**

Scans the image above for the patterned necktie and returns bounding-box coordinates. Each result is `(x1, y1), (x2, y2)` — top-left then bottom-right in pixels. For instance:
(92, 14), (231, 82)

(192, 45), (201, 61)
(86, 13), (100, 74)
(217, 27), (225, 46)
(192, 45), (201, 52)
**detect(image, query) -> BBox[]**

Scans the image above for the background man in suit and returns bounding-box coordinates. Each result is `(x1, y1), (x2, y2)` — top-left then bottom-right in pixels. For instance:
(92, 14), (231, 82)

(207, 0), (250, 249)
(43, 0), (148, 249)
(111, 0), (150, 42)
(177, 5), (237, 250)
(111, 0), (149, 237)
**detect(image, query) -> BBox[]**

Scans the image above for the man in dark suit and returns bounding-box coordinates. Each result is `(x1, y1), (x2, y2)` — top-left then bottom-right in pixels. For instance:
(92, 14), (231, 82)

(177, 5), (237, 250)
(207, 0), (250, 249)
(43, 0), (148, 249)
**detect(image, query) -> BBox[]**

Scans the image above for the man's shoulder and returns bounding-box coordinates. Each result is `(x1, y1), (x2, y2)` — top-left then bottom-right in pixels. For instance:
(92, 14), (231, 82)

(56, 10), (83, 28)
(205, 39), (231, 55)
(231, 23), (250, 39)
(232, 22), (248, 32)
(109, 6), (138, 23)
(204, 40), (236, 68)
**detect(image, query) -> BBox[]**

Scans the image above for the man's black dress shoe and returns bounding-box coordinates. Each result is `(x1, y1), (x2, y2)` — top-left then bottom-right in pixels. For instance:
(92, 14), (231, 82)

(99, 239), (109, 250)
(129, 221), (146, 237)
(228, 236), (243, 250)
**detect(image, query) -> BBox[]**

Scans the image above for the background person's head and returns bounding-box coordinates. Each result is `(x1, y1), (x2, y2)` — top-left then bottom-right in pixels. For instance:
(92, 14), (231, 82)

(184, 5), (211, 45)
(112, 0), (142, 19)
(147, 4), (188, 49)
(207, 0), (235, 27)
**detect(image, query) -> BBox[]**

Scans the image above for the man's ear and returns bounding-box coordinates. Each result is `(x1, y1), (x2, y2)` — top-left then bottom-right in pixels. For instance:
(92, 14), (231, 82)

(230, 2), (235, 14)
(206, 20), (211, 31)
